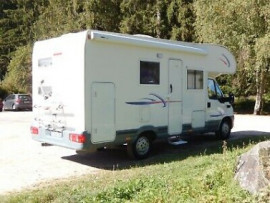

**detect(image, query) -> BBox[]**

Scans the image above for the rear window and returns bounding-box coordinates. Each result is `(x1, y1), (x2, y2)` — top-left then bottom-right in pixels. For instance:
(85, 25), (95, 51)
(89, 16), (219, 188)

(19, 95), (32, 101)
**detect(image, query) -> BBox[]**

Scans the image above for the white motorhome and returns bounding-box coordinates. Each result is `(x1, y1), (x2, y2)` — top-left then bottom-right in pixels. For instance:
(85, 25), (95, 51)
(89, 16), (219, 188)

(31, 30), (236, 159)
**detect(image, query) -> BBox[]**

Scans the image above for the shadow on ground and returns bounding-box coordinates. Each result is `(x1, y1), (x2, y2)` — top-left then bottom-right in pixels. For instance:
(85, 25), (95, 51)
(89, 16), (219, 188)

(62, 131), (270, 171)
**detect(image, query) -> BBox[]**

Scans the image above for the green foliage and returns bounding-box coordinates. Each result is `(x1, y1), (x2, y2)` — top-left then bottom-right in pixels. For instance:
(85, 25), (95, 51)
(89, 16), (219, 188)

(120, 0), (195, 40)
(194, 0), (270, 112)
(166, 0), (195, 41)
(0, 0), (42, 80)
(120, 0), (164, 37)
(83, 0), (122, 32)
(0, 85), (8, 99)
(2, 45), (32, 93)
(32, 0), (85, 40)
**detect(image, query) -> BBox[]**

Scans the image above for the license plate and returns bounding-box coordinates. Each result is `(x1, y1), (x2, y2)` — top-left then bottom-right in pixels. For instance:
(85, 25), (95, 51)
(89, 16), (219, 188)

(46, 130), (62, 138)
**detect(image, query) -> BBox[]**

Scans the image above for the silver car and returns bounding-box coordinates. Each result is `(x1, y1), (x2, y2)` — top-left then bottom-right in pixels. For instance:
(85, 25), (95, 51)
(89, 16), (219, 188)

(3, 94), (32, 111)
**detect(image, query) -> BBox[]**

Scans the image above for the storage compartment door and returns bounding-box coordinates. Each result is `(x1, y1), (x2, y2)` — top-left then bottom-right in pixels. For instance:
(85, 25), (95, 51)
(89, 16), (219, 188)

(91, 82), (116, 143)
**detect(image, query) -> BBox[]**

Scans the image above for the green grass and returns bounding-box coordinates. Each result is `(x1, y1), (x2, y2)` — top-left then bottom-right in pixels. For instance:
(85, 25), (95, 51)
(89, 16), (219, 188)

(2, 136), (270, 203)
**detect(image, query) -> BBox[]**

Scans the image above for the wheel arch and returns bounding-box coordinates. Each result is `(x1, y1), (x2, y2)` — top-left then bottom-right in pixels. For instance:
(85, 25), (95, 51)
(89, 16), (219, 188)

(135, 126), (157, 141)
(219, 116), (234, 130)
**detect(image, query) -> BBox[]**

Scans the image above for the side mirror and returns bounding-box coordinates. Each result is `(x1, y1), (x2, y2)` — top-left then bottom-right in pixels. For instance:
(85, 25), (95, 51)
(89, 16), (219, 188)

(228, 92), (234, 104)
(218, 92), (234, 104)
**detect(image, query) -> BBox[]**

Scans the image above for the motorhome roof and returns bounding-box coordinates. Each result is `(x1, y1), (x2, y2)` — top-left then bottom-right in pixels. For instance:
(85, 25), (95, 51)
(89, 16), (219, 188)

(88, 30), (208, 56)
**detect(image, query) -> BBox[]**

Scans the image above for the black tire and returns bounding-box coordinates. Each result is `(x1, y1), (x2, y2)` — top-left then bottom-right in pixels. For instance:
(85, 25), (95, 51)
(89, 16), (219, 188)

(127, 135), (152, 160)
(215, 120), (231, 140)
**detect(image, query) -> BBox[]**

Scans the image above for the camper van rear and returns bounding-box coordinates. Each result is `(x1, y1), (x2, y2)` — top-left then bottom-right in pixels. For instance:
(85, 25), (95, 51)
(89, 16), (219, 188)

(31, 30), (236, 159)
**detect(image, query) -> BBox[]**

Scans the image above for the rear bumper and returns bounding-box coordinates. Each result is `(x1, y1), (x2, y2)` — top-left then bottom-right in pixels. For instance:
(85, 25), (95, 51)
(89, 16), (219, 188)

(31, 126), (89, 150)
(15, 103), (32, 110)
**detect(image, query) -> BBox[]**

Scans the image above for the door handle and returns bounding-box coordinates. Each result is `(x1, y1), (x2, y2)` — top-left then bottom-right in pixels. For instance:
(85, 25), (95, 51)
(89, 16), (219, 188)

(170, 84), (173, 93)
(207, 102), (211, 108)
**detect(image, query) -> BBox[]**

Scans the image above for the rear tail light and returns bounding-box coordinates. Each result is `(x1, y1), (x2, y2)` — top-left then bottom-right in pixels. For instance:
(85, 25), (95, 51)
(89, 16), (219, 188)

(15, 99), (21, 104)
(31, 126), (39, 135)
(69, 133), (86, 143)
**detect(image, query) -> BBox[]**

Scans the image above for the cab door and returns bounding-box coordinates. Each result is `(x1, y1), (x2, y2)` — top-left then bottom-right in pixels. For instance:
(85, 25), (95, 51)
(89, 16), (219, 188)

(206, 79), (229, 125)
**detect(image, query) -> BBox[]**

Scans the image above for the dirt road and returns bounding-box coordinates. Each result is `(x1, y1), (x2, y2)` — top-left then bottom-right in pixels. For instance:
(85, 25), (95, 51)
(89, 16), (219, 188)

(0, 112), (270, 194)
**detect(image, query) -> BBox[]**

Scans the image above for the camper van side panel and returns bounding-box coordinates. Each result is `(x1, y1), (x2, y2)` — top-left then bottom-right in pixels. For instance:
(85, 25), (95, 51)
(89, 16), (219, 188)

(84, 39), (170, 144)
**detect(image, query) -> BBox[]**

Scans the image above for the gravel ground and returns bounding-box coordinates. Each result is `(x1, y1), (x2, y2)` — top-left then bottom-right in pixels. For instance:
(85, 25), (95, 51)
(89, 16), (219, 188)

(0, 112), (270, 195)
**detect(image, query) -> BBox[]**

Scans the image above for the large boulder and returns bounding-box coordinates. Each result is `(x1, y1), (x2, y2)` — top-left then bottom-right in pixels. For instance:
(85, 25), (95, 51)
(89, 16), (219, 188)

(234, 141), (270, 194)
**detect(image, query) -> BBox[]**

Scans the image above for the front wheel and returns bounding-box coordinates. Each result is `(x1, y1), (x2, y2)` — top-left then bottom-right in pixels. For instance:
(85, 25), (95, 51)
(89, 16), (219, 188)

(127, 135), (152, 159)
(215, 120), (231, 140)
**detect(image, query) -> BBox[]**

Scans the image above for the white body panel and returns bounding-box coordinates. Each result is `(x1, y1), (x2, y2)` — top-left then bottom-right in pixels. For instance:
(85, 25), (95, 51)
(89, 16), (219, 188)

(31, 30), (236, 151)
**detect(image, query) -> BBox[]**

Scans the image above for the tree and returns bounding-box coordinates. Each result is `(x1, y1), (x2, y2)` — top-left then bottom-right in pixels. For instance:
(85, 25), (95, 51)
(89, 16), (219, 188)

(120, 0), (165, 37)
(120, 0), (195, 40)
(2, 45), (32, 93)
(0, 1), (16, 80)
(0, 0), (44, 80)
(254, 35), (270, 114)
(194, 0), (270, 114)
(166, 0), (195, 42)
(83, 0), (122, 32)
(32, 0), (84, 40)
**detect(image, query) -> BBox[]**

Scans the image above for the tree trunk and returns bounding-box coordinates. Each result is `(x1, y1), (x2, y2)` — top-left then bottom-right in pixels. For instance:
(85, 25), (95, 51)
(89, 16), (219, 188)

(156, 0), (161, 38)
(254, 67), (265, 115)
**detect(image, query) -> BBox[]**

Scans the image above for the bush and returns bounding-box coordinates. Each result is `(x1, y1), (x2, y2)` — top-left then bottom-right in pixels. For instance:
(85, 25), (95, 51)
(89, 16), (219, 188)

(234, 97), (270, 115)
(233, 97), (255, 114)
(0, 85), (8, 100)
(1, 44), (32, 94)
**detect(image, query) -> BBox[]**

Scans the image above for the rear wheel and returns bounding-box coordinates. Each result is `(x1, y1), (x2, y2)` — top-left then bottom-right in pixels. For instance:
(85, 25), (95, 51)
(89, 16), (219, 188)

(128, 135), (152, 159)
(215, 120), (231, 140)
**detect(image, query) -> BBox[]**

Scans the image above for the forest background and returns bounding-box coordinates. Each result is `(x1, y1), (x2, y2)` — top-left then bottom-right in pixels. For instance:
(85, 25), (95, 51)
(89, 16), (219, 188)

(0, 0), (269, 114)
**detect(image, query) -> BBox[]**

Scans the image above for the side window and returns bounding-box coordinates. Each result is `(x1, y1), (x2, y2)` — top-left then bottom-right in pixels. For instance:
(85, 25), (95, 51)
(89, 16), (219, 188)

(187, 70), (203, 89)
(208, 79), (217, 99)
(208, 79), (223, 99)
(140, 61), (160, 85)
(215, 82), (223, 98)
(6, 95), (14, 100)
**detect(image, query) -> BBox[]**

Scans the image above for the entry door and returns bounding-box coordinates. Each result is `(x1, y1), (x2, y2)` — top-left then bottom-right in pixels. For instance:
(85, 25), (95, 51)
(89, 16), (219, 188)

(91, 82), (116, 143)
(168, 59), (183, 135)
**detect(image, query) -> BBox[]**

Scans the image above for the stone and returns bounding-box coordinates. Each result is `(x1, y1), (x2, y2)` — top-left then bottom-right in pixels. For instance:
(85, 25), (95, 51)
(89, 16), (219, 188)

(234, 141), (270, 194)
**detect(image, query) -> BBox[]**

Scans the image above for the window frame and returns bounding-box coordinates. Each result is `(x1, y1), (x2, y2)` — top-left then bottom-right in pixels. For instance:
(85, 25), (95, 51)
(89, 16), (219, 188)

(187, 69), (204, 90)
(140, 60), (160, 85)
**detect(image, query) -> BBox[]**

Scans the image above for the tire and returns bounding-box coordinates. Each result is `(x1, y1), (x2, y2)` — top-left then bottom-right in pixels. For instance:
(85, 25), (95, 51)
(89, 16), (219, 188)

(215, 120), (231, 140)
(128, 135), (152, 160)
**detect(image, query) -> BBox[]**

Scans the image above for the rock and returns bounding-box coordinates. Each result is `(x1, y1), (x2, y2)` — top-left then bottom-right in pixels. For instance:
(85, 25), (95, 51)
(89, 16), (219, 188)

(234, 141), (270, 194)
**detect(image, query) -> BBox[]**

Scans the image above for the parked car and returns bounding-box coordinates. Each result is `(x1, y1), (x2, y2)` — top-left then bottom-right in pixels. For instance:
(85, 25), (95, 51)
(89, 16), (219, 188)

(3, 94), (32, 111)
(0, 98), (3, 112)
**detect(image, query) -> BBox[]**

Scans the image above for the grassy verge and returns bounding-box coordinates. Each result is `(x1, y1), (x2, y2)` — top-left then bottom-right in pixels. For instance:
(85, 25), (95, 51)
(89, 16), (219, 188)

(2, 136), (270, 203)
